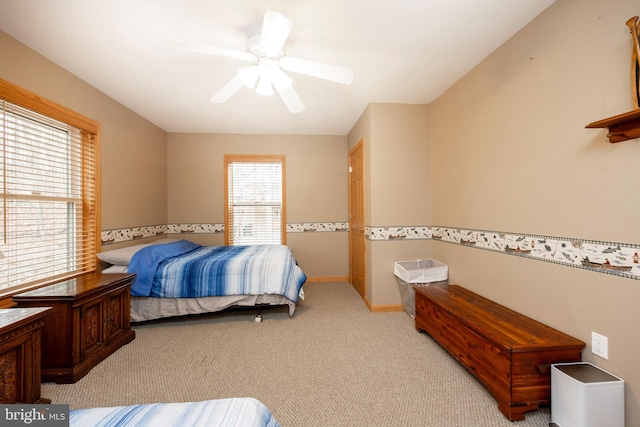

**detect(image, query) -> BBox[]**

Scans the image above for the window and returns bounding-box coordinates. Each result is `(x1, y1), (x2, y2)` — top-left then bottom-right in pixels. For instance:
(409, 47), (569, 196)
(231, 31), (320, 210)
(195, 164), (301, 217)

(0, 79), (99, 297)
(225, 155), (285, 245)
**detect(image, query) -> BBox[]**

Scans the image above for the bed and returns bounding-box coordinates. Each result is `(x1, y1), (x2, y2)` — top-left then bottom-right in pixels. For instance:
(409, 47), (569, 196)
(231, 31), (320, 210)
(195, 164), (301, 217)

(70, 398), (281, 427)
(98, 239), (307, 322)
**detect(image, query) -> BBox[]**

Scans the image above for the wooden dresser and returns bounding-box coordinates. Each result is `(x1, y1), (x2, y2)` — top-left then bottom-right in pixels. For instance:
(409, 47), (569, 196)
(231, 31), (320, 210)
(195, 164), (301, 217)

(415, 284), (585, 421)
(0, 307), (51, 403)
(13, 273), (136, 384)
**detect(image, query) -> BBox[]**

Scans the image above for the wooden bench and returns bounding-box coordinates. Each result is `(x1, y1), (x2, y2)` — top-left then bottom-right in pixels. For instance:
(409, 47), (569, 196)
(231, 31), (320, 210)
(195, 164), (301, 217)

(414, 284), (585, 421)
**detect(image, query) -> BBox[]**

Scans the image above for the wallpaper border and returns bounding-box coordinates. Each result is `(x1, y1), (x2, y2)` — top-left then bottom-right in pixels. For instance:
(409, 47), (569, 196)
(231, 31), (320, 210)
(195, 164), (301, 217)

(100, 222), (348, 245)
(101, 223), (640, 280)
(367, 225), (640, 281)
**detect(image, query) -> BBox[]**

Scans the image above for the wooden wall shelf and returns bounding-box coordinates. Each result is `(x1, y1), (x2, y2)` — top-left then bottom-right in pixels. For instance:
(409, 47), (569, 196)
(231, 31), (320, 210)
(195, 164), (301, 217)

(586, 108), (640, 143)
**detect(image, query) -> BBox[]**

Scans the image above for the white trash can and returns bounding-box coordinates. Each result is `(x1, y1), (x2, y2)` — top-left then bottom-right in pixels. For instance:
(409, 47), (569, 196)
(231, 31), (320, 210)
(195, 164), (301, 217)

(394, 259), (448, 318)
(551, 362), (624, 427)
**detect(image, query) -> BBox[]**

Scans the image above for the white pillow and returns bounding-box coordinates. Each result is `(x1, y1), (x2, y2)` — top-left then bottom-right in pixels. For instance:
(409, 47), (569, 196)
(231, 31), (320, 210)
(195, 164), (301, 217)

(97, 238), (183, 266)
(102, 265), (129, 274)
(97, 243), (151, 265)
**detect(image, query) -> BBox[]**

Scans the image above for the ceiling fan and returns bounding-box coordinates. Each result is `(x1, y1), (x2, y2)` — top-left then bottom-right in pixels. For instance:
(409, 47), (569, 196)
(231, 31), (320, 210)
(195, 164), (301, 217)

(167, 10), (354, 114)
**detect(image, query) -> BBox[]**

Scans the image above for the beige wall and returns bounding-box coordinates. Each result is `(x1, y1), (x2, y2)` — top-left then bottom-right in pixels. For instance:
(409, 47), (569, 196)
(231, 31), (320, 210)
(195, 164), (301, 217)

(369, 104), (431, 225)
(0, 31), (168, 237)
(167, 133), (349, 279)
(429, 0), (640, 423)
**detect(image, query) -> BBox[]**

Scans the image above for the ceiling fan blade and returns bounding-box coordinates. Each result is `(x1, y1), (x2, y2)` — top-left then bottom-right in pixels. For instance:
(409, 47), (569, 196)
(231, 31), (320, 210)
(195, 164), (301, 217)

(166, 41), (254, 62)
(238, 66), (260, 89)
(210, 74), (245, 103)
(260, 10), (293, 53)
(270, 67), (293, 92)
(276, 84), (305, 114)
(279, 56), (354, 85)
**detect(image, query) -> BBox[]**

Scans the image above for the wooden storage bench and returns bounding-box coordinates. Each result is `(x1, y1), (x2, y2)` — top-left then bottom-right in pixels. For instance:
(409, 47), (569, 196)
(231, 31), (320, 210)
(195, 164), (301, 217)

(415, 284), (585, 421)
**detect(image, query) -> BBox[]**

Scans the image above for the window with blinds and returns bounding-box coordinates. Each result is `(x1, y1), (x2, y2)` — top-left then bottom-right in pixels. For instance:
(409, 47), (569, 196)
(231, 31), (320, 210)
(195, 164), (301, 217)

(225, 155), (285, 245)
(0, 80), (99, 294)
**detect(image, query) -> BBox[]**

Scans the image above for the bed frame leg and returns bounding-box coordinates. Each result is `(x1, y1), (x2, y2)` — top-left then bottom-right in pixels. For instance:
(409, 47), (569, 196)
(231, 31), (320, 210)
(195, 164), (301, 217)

(254, 308), (263, 323)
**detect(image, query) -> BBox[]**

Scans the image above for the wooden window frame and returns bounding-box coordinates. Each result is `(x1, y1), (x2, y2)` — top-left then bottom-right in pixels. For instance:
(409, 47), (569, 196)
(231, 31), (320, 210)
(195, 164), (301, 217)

(224, 154), (286, 246)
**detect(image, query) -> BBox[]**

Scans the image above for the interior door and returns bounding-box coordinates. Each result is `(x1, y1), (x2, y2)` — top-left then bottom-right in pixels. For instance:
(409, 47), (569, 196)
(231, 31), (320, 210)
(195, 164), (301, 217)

(349, 140), (365, 299)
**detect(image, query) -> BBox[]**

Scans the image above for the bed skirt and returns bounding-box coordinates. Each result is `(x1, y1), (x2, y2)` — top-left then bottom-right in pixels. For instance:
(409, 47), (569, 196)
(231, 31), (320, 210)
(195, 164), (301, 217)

(130, 294), (297, 322)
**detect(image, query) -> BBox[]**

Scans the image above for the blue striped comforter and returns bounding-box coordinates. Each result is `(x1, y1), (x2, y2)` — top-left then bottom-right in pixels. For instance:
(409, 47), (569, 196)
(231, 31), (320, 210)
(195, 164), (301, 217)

(128, 241), (306, 302)
(70, 398), (281, 427)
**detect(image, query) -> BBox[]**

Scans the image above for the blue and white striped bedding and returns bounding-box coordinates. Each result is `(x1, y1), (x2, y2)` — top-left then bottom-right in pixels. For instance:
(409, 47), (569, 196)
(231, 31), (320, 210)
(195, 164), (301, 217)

(128, 241), (306, 304)
(70, 398), (281, 427)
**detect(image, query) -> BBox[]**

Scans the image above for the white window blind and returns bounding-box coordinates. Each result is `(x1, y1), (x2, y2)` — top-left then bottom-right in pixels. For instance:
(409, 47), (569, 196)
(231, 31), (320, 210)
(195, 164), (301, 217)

(225, 155), (285, 245)
(0, 98), (98, 292)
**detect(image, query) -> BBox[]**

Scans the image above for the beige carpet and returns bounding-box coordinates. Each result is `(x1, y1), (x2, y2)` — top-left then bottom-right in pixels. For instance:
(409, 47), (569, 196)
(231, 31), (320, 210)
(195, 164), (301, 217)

(42, 282), (552, 426)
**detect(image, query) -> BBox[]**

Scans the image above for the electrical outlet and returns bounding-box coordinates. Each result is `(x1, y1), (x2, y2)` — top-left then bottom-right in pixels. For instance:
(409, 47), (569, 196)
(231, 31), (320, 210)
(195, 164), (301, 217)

(591, 332), (608, 359)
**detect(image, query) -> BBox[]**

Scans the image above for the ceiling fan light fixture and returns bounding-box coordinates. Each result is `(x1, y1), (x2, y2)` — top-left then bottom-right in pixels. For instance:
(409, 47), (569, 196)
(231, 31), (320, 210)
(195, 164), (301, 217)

(255, 75), (273, 96)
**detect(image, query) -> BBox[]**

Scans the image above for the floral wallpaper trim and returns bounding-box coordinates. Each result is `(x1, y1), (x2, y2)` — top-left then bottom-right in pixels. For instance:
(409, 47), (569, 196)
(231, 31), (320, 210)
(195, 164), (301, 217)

(367, 226), (640, 281)
(101, 222), (348, 245)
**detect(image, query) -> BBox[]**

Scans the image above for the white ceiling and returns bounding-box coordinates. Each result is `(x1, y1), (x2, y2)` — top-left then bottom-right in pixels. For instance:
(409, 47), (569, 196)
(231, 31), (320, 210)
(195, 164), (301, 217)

(0, 0), (555, 136)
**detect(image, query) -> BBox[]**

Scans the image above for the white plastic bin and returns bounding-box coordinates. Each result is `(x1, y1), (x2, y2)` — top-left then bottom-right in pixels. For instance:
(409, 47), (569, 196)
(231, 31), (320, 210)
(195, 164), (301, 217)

(551, 362), (624, 427)
(394, 259), (448, 318)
